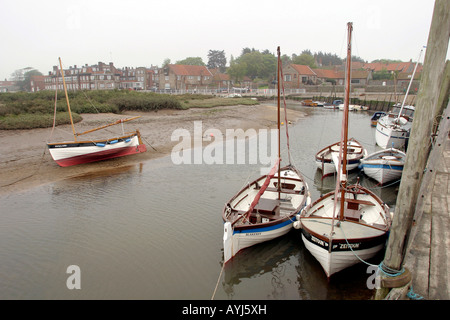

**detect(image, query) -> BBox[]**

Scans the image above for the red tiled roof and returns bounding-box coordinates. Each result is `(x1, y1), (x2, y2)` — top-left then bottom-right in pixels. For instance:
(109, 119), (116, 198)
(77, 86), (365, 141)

(169, 64), (212, 76)
(313, 69), (341, 79)
(213, 73), (230, 81)
(290, 64), (317, 76)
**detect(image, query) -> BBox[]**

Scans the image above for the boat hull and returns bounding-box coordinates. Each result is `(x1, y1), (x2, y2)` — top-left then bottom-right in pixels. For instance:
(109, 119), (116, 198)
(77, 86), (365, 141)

(300, 228), (386, 278)
(359, 148), (406, 184)
(223, 166), (310, 263)
(47, 133), (147, 167)
(223, 218), (294, 264)
(315, 139), (366, 177)
(375, 122), (410, 149)
(297, 184), (391, 278)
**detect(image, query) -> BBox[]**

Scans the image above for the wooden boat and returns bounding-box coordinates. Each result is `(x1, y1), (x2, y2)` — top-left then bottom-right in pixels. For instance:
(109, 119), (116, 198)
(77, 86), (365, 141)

(315, 138), (367, 177)
(359, 148), (406, 185)
(47, 58), (147, 167)
(295, 23), (392, 278)
(222, 47), (311, 264)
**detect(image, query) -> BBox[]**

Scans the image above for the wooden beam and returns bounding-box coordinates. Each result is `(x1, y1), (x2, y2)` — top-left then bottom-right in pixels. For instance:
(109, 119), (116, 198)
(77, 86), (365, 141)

(376, 0), (450, 299)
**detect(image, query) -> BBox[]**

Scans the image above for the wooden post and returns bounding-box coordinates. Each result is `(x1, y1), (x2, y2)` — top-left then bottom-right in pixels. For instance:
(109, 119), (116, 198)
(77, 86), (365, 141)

(375, 0), (450, 299)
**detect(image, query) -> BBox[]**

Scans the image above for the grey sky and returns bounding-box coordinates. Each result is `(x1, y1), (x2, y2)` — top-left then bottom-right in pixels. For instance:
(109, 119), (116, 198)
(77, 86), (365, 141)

(0, 0), (438, 80)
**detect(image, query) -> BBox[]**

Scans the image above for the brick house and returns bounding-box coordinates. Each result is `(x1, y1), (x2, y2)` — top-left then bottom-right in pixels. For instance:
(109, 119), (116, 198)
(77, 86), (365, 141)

(159, 64), (213, 91)
(313, 69), (342, 85)
(282, 64), (317, 88)
(29, 75), (45, 92)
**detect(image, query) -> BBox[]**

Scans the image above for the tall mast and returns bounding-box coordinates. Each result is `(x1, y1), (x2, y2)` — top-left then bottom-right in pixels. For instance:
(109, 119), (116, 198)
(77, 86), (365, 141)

(339, 22), (353, 221)
(397, 47), (425, 118)
(59, 57), (77, 141)
(277, 46), (281, 199)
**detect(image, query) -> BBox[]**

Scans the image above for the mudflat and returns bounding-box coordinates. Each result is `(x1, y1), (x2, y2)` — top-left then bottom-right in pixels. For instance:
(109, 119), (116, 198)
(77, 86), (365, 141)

(0, 102), (305, 195)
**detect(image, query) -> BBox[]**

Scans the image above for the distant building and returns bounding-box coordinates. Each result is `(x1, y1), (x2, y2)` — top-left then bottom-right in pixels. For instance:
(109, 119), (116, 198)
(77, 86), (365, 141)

(159, 64), (213, 91)
(44, 62), (159, 91)
(29, 75), (45, 92)
(282, 64), (317, 87)
(45, 62), (121, 91)
(0, 80), (19, 92)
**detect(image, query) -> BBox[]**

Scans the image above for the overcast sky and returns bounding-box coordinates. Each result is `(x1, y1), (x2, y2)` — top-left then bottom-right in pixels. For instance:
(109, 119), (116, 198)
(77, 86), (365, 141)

(0, 0), (440, 80)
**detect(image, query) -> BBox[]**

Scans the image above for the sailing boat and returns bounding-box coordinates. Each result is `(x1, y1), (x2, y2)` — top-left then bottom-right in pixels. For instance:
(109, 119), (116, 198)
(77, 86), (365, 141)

(222, 47), (311, 264)
(47, 58), (147, 167)
(295, 23), (392, 278)
(375, 48), (423, 149)
(315, 137), (367, 177)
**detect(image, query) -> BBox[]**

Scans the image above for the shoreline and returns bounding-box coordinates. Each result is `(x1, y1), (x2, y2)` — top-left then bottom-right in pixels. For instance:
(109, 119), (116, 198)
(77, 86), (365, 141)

(0, 102), (306, 195)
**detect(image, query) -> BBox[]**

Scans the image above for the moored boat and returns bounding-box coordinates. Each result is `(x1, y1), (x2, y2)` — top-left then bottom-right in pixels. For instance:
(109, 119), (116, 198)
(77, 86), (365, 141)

(359, 148), (406, 184)
(47, 58), (147, 167)
(375, 104), (415, 149)
(296, 22), (392, 278)
(222, 47), (310, 263)
(375, 47), (423, 149)
(315, 138), (367, 177)
(370, 111), (386, 127)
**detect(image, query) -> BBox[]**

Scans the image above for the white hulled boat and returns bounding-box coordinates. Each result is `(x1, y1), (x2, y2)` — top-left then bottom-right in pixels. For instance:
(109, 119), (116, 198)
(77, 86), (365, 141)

(223, 47), (310, 263)
(315, 138), (367, 177)
(295, 23), (392, 278)
(375, 47), (423, 149)
(359, 148), (406, 185)
(47, 58), (147, 167)
(375, 104), (415, 149)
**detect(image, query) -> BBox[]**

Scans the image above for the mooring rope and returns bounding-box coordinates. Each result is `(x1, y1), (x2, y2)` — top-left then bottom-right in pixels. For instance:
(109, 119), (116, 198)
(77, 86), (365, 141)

(211, 261), (226, 300)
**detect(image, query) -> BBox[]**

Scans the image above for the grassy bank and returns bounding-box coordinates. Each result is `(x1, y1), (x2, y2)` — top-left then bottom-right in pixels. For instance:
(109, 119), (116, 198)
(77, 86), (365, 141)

(0, 90), (259, 130)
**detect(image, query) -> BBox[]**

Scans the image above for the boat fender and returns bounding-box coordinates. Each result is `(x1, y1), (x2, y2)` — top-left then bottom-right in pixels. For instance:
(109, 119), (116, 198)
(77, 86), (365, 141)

(293, 220), (302, 230)
(223, 222), (233, 263)
(95, 143), (106, 147)
(306, 193), (311, 206)
(109, 140), (119, 144)
(398, 117), (408, 125)
(125, 138), (131, 143)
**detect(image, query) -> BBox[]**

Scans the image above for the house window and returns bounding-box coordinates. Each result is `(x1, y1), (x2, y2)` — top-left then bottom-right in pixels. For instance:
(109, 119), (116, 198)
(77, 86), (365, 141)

(284, 74), (292, 82)
(351, 79), (360, 84)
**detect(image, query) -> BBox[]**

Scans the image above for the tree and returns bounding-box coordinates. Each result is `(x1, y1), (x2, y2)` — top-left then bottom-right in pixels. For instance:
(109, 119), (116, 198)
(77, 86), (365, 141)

(175, 57), (205, 66)
(162, 58), (171, 67)
(11, 68), (42, 91)
(207, 50), (227, 72)
(292, 53), (316, 68)
(227, 56), (247, 84)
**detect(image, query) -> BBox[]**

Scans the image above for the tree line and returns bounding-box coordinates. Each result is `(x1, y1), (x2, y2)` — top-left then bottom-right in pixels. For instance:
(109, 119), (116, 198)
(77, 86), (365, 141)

(162, 48), (368, 85)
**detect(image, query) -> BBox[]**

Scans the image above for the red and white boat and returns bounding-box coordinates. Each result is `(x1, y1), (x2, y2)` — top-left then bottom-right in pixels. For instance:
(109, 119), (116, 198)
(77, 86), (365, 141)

(47, 58), (147, 167)
(47, 131), (147, 167)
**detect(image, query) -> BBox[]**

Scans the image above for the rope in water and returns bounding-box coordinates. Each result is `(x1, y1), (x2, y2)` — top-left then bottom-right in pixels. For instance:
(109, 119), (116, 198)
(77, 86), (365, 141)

(340, 224), (425, 299)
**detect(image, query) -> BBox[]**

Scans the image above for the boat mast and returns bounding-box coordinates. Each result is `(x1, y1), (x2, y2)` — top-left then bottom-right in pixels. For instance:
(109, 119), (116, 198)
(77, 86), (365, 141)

(277, 46), (281, 199)
(397, 47), (425, 118)
(59, 57), (77, 142)
(339, 22), (353, 221)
